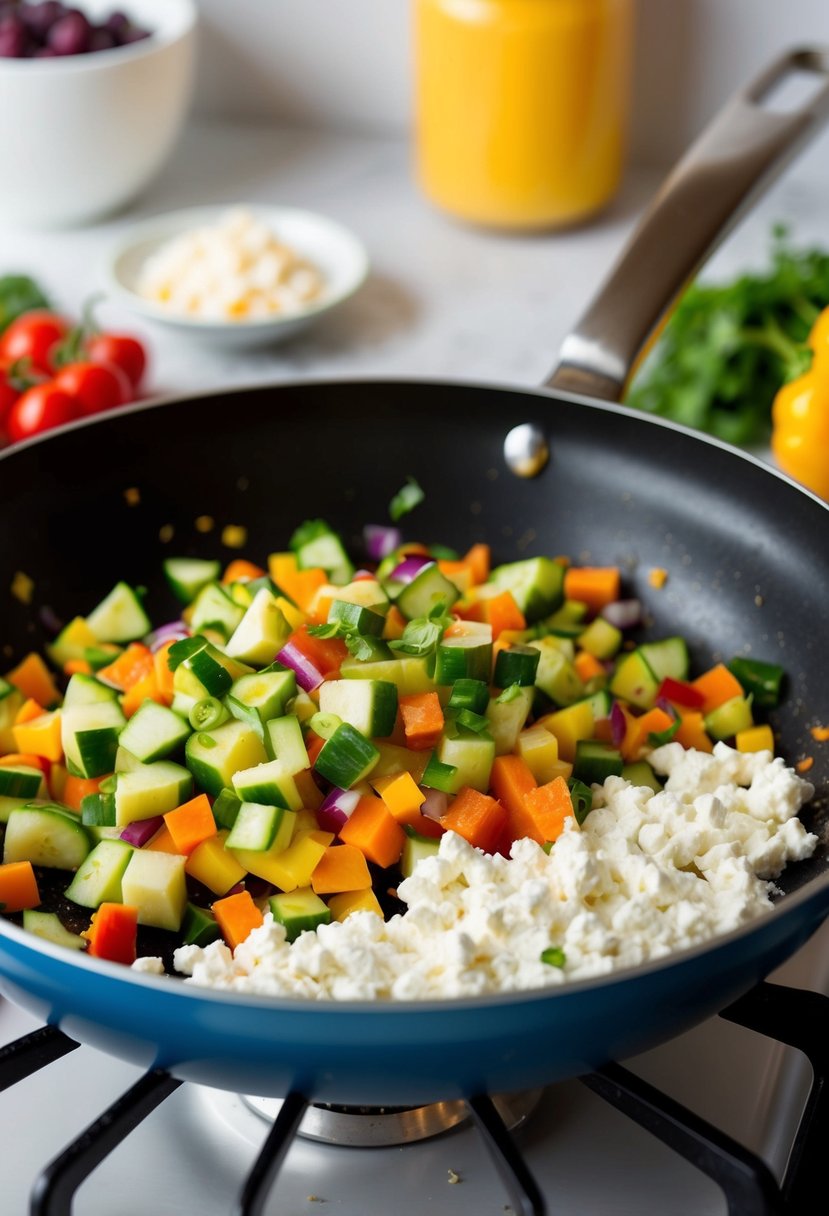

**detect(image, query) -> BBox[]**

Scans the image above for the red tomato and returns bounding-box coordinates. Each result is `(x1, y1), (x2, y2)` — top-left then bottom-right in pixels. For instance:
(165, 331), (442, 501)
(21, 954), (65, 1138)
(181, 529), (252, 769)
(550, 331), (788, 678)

(0, 311), (69, 374)
(86, 332), (147, 391)
(54, 360), (132, 416)
(6, 382), (82, 442)
(0, 364), (20, 434)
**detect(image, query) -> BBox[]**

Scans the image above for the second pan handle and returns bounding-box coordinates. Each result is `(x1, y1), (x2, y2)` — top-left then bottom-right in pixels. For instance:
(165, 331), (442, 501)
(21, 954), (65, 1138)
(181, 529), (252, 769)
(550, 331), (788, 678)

(545, 48), (829, 402)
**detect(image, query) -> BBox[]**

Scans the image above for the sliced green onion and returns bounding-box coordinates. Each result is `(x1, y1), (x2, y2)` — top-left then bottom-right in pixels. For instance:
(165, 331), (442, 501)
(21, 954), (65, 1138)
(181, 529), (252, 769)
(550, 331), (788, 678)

(540, 946), (566, 968)
(567, 778), (593, 826)
(310, 712), (343, 741)
(189, 697), (229, 731)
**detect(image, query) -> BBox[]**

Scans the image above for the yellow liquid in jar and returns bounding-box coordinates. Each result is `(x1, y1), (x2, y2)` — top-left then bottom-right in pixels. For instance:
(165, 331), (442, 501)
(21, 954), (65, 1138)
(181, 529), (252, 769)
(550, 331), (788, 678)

(414, 0), (635, 230)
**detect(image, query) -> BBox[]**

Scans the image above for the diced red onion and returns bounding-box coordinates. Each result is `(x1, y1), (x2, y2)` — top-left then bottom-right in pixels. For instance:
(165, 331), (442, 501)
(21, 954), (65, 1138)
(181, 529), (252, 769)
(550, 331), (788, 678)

(655, 697), (679, 719)
(120, 816), (164, 848)
(317, 787), (361, 833)
(145, 620), (190, 652)
(276, 641), (325, 692)
(609, 701), (627, 748)
(246, 877), (275, 900)
(38, 605), (63, 636)
(601, 598), (642, 630)
(364, 524), (402, 562)
(389, 555), (434, 585)
(419, 787), (448, 821)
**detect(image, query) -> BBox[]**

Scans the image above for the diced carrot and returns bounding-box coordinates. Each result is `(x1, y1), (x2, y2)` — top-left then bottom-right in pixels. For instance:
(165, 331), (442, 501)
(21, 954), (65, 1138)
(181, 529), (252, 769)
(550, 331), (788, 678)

(121, 669), (166, 717)
(562, 567), (621, 615)
(463, 543), (491, 585)
(83, 903), (138, 965)
(403, 812), (445, 839)
(287, 625), (348, 680)
(621, 706), (676, 763)
(14, 698), (45, 726)
(0, 752), (50, 778)
(522, 776), (575, 845)
(143, 824), (181, 854)
(6, 653), (61, 709)
(690, 664), (744, 714)
(221, 558), (266, 585)
(382, 605), (407, 641)
(574, 650), (605, 683)
(311, 843), (373, 894)
(212, 890), (264, 951)
(153, 639), (177, 702)
(673, 709), (714, 753)
(62, 773), (105, 812)
(489, 754), (537, 817)
(481, 590), (526, 640)
(339, 794), (406, 868)
(0, 860), (40, 912)
(269, 554), (328, 613)
(97, 643), (154, 693)
(164, 794), (217, 855)
(63, 659), (92, 677)
(399, 692), (444, 751)
(440, 786), (507, 853)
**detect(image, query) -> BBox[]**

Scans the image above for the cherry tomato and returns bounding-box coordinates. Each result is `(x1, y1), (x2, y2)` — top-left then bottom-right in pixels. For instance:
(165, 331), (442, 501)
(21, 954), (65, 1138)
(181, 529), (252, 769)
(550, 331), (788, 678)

(0, 363), (21, 434)
(85, 332), (147, 391)
(0, 310), (70, 374)
(54, 360), (132, 416)
(6, 382), (82, 442)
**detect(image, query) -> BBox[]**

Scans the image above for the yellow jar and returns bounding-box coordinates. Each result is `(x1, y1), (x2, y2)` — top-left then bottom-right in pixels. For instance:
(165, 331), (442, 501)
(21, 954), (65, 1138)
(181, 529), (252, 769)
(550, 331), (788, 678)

(414, 0), (635, 230)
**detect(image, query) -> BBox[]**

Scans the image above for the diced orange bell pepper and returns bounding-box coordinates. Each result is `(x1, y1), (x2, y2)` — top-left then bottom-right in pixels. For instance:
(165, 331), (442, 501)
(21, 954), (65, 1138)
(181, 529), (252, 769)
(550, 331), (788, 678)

(339, 794), (406, 868)
(0, 860), (40, 912)
(6, 653), (61, 709)
(212, 890), (264, 951)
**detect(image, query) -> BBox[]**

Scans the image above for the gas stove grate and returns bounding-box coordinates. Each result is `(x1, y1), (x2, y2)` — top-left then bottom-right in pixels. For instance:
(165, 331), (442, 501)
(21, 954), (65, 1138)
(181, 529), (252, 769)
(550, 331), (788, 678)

(1, 980), (826, 1216)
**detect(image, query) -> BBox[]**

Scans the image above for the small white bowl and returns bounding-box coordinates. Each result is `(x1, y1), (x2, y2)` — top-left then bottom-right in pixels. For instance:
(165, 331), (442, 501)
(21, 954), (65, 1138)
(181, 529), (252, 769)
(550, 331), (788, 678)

(104, 204), (370, 349)
(0, 0), (196, 228)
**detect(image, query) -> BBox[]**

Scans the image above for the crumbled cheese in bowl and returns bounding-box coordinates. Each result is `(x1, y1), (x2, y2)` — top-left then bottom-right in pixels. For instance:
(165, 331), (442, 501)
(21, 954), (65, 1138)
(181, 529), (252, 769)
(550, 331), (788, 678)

(145, 744), (817, 1001)
(136, 208), (325, 322)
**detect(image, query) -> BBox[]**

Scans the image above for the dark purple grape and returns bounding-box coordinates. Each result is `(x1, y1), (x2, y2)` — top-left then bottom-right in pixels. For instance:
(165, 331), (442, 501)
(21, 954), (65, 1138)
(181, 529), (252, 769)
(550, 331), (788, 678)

(0, 12), (26, 56)
(32, 44), (58, 55)
(102, 9), (129, 39)
(88, 26), (115, 51)
(119, 25), (149, 45)
(46, 8), (89, 54)
(20, 1), (65, 40)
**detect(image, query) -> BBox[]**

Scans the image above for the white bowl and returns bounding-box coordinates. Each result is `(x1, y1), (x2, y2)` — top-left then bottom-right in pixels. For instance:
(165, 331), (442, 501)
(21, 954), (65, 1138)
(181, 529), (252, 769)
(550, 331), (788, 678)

(104, 204), (371, 349)
(0, 0), (197, 228)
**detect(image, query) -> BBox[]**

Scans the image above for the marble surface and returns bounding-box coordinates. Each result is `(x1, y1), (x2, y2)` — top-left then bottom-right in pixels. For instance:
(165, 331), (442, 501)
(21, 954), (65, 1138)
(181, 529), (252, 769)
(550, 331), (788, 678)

(0, 120), (827, 405)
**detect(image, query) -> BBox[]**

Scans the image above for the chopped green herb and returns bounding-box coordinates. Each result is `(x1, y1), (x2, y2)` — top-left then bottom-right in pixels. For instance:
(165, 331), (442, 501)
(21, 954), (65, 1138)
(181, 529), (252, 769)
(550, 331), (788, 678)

(567, 778), (593, 826)
(389, 477), (424, 522)
(540, 946), (566, 968)
(0, 274), (50, 334)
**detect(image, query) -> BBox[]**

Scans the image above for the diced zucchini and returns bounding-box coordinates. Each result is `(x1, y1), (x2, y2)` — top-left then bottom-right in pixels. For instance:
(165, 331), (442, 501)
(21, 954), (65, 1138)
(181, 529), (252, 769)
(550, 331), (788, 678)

(188, 582), (245, 641)
(64, 839), (135, 908)
(212, 788), (242, 830)
(437, 724), (495, 793)
(489, 557), (565, 622)
(121, 850), (188, 932)
(22, 910), (86, 950)
(577, 617), (623, 660)
(530, 637), (585, 706)
(226, 668), (297, 735)
(118, 700), (192, 763)
(434, 622), (493, 684)
(0, 765), (46, 801)
(270, 887), (331, 941)
(225, 588), (291, 665)
(609, 649), (660, 709)
(314, 722), (380, 789)
(622, 761), (663, 792)
(226, 802), (291, 851)
(328, 600), (386, 636)
(163, 557), (222, 605)
(485, 686), (534, 755)
(61, 701), (126, 778)
(291, 521), (354, 586)
(229, 811), (298, 884)
(705, 695), (754, 741)
(185, 720), (267, 798)
(395, 563), (460, 621)
(638, 637), (690, 683)
(4, 805), (91, 870)
(572, 740), (624, 785)
(170, 636), (250, 699)
(264, 714), (310, 774)
(86, 582), (151, 644)
(113, 760), (192, 826)
(339, 655), (436, 696)
(493, 644), (540, 689)
(401, 829), (441, 879)
(318, 678), (398, 738)
(182, 902), (222, 947)
(232, 759), (303, 811)
(63, 672), (121, 708)
(727, 657), (784, 710)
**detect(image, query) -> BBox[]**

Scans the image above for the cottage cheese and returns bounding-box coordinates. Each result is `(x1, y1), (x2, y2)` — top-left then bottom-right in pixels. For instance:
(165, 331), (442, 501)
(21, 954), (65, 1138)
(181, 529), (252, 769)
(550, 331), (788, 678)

(136, 208), (325, 322)
(158, 744), (817, 1001)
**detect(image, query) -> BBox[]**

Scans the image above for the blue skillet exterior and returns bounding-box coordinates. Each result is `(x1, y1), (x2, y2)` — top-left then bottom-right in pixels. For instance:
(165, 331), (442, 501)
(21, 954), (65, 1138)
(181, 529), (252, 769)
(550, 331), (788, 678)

(0, 380), (827, 1104)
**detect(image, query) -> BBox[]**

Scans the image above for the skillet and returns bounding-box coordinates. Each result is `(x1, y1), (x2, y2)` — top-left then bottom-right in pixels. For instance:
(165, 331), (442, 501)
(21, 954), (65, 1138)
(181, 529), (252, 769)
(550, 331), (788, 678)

(0, 50), (828, 1107)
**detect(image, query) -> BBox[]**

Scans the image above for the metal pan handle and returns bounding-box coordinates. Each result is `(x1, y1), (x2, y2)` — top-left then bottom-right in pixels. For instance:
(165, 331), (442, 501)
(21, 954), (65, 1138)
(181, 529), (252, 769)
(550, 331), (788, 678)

(545, 48), (829, 401)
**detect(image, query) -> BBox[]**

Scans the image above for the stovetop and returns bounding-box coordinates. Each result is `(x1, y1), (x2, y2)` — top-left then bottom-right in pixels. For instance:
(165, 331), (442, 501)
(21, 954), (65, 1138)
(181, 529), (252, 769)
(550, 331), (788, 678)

(3, 918), (829, 1215)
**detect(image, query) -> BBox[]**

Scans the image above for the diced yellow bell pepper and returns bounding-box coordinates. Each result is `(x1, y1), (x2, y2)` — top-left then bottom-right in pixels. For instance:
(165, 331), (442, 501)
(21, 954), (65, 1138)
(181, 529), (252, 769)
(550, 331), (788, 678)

(735, 724), (775, 754)
(516, 724), (562, 784)
(327, 888), (383, 921)
(252, 833), (329, 894)
(185, 830), (247, 896)
(536, 700), (594, 763)
(372, 770), (425, 819)
(13, 710), (64, 763)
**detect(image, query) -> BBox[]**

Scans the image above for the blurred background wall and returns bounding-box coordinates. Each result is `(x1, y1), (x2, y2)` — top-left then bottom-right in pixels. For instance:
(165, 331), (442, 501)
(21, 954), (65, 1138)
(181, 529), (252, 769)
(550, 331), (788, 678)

(191, 0), (829, 165)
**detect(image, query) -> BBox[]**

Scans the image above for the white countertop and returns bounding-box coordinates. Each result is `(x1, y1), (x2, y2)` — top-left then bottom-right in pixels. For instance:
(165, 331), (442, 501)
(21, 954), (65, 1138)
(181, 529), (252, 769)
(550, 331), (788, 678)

(0, 119), (827, 402)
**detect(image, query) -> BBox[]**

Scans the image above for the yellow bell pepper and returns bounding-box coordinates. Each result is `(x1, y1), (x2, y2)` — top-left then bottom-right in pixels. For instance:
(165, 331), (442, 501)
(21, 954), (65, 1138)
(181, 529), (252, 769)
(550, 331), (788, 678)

(771, 306), (829, 499)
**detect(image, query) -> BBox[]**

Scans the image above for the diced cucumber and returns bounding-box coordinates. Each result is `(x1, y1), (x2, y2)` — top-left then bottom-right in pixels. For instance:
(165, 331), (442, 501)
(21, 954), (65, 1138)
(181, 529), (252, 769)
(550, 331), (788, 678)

(185, 720), (267, 798)
(318, 678), (398, 738)
(118, 700), (192, 763)
(577, 617), (623, 660)
(225, 588), (291, 665)
(182, 902), (222, 947)
(0, 765), (46, 800)
(326, 579), (389, 612)
(401, 829), (441, 879)
(270, 888), (331, 941)
(47, 616), (99, 669)
(447, 679), (490, 715)
(226, 802), (291, 851)
(314, 722), (380, 789)
(212, 788), (242, 830)
(395, 563), (460, 621)
(86, 582), (151, 644)
(61, 701), (126, 778)
(609, 650), (660, 709)
(81, 790), (116, 827)
(572, 740), (623, 785)
(171, 636), (250, 699)
(230, 811), (298, 884)
(328, 600), (386, 636)
(530, 637), (585, 706)
(226, 668), (297, 735)
(622, 761), (663, 792)
(705, 695), (754, 741)
(4, 805), (91, 870)
(493, 644), (540, 688)
(22, 910), (86, 950)
(575, 689), (614, 721)
(115, 745), (144, 773)
(727, 657), (784, 710)
(188, 582), (245, 641)
(63, 673), (121, 708)
(340, 655), (436, 696)
(232, 759), (303, 811)
(163, 557), (222, 605)
(638, 637), (690, 683)
(434, 623), (493, 684)
(437, 724), (495, 793)
(64, 839), (135, 908)
(485, 686), (534, 755)
(489, 557), (565, 622)
(264, 714), (309, 774)
(0, 793), (52, 825)
(291, 521), (354, 586)
(113, 760), (192, 827)
(121, 850), (188, 932)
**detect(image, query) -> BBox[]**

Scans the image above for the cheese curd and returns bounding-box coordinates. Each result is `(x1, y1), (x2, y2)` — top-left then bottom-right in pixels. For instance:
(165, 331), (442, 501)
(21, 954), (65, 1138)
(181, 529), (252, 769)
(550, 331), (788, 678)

(156, 744), (817, 1001)
(136, 208), (325, 322)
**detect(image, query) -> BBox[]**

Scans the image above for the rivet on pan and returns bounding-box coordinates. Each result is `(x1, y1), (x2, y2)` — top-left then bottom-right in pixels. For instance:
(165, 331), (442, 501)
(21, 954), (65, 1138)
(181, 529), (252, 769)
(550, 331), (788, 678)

(503, 423), (549, 479)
